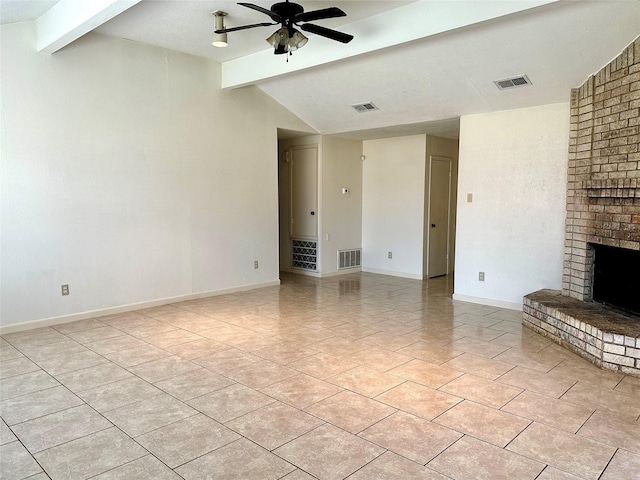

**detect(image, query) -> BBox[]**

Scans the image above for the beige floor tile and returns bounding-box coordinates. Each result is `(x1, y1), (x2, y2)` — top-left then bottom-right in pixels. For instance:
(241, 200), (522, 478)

(360, 411), (461, 463)
(448, 338), (510, 358)
(52, 318), (107, 334)
(187, 383), (276, 423)
(288, 352), (360, 379)
(15, 337), (89, 362)
(0, 370), (60, 401)
(83, 334), (149, 355)
(502, 390), (594, 433)
(561, 382), (640, 419)
(77, 376), (163, 412)
(577, 410), (640, 453)
(396, 342), (463, 364)
(439, 373), (522, 408)
(127, 356), (200, 383)
(226, 401), (324, 450)
(494, 348), (566, 373)
(176, 437), (296, 480)
(34, 427), (146, 480)
(312, 336), (370, 357)
(0, 357), (40, 379)
(274, 424), (384, 480)
(192, 348), (261, 374)
(4, 329), (68, 349)
(55, 362), (133, 393)
(328, 365), (405, 397)
(507, 422), (616, 479)
(35, 350), (108, 376)
(428, 435), (544, 480)
(376, 381), (462, 420)
(0, 343), (24, 361)
(0, 420), (17, 445)
(452, 325), (505, 342)
(104, 393), (197, 437)
(497, 366), (577, 398)
(11, 404), (112, 453)
(142, 329), (204, 348)
(304, 390), (396, 434)
(490, 332), (552, 351)
(0, 385), (83, 425)
(119, 320), (178, 338)
(103, 344), (173, 367)
(388, 359), (463, 388)
(348, 451), (449, 479)
(136, 414), (240, 468)
(66, 326), (126, 344)
(0, 441), (43, 479)
(358, 332), (417, 351)
(260, 373), (343, 408)
(154, 368), (235, 401)
(226, 360), (299, 389)
(434, 400), (530, 447)
(614, 374), (640, 397)
(162, 338), (231, 359)
(92, 455), (182, 479)
(342, 347), (413, 371)
(441, 353), (515, 380)
(280, 469), (317, 479)
(536, 467), (584, 480)
(600, 449), (640, 480)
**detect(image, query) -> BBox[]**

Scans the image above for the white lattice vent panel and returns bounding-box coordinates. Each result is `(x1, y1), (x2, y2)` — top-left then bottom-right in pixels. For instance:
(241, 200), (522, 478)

(338, 249), (361, 269)
(292, 239), (317, 271)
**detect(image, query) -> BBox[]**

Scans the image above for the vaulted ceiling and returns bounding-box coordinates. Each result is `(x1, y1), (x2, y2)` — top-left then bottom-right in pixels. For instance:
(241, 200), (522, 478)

(2, 0), (639, 139)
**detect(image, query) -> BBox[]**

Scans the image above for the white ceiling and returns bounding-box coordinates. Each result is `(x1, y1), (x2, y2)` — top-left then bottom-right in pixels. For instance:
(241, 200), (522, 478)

(2, 0), (640, 140)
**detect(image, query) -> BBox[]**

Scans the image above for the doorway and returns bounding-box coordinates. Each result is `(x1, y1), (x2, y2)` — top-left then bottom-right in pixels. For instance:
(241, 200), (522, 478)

(427, 156), (452, 278)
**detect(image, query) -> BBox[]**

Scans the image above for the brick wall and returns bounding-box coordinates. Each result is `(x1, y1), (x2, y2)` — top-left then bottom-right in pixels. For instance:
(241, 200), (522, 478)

(563, 36), (640, 300)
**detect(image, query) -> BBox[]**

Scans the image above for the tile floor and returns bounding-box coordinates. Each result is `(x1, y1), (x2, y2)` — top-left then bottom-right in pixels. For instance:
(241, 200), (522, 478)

(1, 272), (639, 480)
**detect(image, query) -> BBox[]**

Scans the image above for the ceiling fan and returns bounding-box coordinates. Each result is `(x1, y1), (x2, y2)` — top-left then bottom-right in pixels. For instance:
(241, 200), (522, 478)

(215, 1), (354, 55)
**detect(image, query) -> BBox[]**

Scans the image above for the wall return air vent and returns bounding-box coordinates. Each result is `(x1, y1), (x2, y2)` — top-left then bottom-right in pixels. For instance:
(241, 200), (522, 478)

(351, 102), (379, 113)
(494, 74), (532, 90)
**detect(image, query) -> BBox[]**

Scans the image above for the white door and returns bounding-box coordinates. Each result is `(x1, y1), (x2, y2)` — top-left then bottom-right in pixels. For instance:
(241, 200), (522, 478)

(428, 157), (452, 278)
(290, 146), (317, 239)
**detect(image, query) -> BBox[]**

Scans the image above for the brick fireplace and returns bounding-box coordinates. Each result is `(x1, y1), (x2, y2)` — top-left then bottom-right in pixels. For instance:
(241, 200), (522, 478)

(523, 35), (640, 375)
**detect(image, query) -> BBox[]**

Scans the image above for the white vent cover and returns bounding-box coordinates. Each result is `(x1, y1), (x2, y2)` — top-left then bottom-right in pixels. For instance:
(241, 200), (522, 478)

(494, 74), (532, 90)
(351, 102), (379, 113)
(338, 249), (361, 269)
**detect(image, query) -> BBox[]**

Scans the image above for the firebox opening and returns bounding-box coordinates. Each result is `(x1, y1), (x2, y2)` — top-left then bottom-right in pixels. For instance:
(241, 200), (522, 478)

(591, 244), (640, 318)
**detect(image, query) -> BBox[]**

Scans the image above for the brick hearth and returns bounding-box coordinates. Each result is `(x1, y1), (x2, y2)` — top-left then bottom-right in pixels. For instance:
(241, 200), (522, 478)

(524, 36), (640, 375)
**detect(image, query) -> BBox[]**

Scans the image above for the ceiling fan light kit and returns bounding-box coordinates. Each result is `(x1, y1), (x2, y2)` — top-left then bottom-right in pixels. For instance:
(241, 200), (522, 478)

(212, 11), (228, 48)
(214, 1), (353, 57)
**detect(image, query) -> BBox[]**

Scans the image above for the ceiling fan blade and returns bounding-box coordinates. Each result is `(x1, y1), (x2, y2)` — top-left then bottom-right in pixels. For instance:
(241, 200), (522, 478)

(238, 3), (282, 22)
(294, 7), (346, 23)
(300, 23), (353, 43)
(216, 22), (276, 34)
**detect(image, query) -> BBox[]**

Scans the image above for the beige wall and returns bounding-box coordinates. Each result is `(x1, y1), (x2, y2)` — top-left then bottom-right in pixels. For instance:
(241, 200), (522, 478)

(0, 22), (314, 327)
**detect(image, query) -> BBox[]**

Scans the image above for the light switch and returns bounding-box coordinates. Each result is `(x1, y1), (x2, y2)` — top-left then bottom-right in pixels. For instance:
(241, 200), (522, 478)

(467, 193), (473, 203)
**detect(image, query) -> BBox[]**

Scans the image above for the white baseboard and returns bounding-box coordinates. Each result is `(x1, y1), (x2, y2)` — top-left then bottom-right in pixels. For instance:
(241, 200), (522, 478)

(361, 267), (423, 280)
(452, 293), (522, 311)
(0, 280), (281, 335)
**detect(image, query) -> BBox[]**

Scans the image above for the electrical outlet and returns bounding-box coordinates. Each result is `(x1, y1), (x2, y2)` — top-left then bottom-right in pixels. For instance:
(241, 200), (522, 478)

(61, 284), (69, 296)
(388, 251), (393, 259)
(478, 272), (485, 281)
(254, 261), (259, 269)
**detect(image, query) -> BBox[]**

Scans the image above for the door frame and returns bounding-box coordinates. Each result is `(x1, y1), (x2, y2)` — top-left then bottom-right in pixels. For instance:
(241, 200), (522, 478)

(426, 155), (452, 278)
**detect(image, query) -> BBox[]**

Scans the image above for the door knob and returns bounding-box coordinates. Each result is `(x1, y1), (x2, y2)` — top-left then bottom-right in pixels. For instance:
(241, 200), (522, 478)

(431, 224), (436, 228)
(310, 211), (315, 216)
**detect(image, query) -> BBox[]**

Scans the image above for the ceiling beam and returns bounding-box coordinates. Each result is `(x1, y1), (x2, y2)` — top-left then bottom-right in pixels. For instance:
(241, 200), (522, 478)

(36, 0), (141, 54)
(220, 0), (557, 89)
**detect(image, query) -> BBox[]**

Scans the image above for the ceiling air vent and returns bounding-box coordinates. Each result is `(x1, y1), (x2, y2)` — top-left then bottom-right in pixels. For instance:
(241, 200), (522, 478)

(352, 102), (379, 113)
(494, 74), (532, 90)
